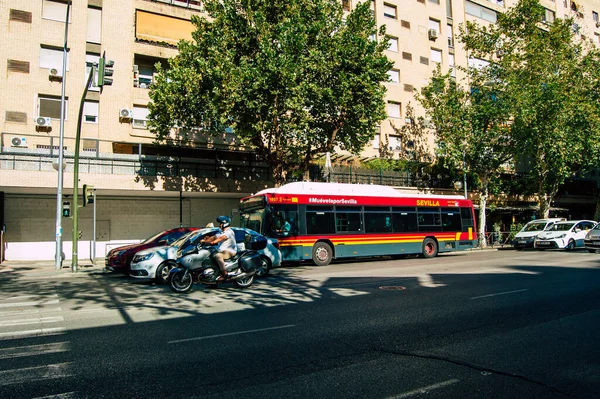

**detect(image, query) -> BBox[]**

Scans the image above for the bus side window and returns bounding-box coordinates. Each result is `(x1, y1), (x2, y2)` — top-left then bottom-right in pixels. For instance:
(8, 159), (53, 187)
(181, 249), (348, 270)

(460, 207), (474, 230)
(392, 212), (418, 232)
(441, 208), (462, 232)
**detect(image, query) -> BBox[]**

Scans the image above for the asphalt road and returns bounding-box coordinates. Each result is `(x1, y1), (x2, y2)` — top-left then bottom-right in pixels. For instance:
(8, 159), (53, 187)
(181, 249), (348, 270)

(0, 249), (598, 398)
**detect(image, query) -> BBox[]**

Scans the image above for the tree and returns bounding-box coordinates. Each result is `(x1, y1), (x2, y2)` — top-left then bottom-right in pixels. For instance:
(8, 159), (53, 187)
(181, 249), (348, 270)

(419, 67), (513, 247)
(460, 0), (600, 217)
(148, 0), (393, 185)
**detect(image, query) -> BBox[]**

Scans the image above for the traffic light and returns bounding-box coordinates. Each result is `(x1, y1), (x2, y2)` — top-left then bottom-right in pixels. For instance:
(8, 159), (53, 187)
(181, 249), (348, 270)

(97, 51), (114, 92)
(83, 184), (94, 206)
(62, 201), (71, 218)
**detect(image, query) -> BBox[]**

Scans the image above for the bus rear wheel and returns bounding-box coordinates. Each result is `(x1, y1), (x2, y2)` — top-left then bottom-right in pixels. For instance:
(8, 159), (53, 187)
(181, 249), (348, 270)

(312, 242), (333, 266)
(422, 238), (438, 258)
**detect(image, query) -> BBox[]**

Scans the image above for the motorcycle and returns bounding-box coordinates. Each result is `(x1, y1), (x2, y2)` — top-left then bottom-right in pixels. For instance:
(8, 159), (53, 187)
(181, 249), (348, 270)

(168, 234), (267, 293)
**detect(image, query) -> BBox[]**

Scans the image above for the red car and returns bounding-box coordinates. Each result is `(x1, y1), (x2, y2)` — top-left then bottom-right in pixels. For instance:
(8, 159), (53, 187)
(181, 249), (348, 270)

(105, 227), (199, 274)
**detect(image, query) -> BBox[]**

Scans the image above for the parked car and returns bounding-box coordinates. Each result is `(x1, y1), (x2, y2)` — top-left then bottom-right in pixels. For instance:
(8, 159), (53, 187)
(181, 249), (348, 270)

(533, 220), (597, 250)
(130, 227), (281, 282)
(105, 227), (199, 275)
(512, 218), (565, 249)
(584, 223), (600, 253)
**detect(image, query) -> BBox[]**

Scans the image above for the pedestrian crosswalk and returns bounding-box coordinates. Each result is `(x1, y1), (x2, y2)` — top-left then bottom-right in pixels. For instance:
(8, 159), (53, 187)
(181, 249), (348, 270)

(0, 289), (75, 397)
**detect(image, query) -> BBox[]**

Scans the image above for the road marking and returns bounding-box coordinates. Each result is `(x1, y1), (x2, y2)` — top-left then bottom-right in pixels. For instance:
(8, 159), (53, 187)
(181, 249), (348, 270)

(386, 379), (460, 398)
(0, 316), (64, 327)
(0, 327), (66, 341)
(0, 362), (73, 386)
(0, 294), (58, 301)
(168, 324), (296, 344)
(470, 289), (529, 300)
(0, 299), (60, 308)
(32, 393), (77, 399)
(0, 307), (62, 317)
(0, 342), (69, 360)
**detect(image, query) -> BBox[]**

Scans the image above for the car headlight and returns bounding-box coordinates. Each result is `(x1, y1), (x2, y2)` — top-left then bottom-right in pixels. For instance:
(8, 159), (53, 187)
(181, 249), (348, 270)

(134, 253), (154, 262)
(556, 234), (566, 239)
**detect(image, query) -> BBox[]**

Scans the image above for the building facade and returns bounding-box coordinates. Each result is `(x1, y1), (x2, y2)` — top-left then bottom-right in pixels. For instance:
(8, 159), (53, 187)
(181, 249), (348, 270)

(0, 0), (598, 260)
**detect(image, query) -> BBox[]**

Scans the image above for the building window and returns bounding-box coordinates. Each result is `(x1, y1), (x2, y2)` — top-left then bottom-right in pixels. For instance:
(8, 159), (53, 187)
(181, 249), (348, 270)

(465, 1), (497, 23)
(468, 57), (490, 70)
(383, 3), (397, 19)
(83, 101), (99, 124)
(429, 0), (440, 4)
(87, 7), (102, 44)
(40, 46), (70, 73)
(42, 0), (71, 23)
(85, 53), (100, 91)
(387, 102), (401, 118)
(428, 19), (441, 36)
(388, 135), (401, 151)
(342, 0), (351, 11)
(431, 48), (442, 63)
(134, 56), (167, 89)
(543, 8), (555, 23)
(388, 69), (400, 83)
(593, 11), (599, 22)
(447, 24), (454, 47)
(133, 106), (149, 129)
(38, 95), (67, 119)
(388, 37), (399, 52)
(449, 53), (456, 77)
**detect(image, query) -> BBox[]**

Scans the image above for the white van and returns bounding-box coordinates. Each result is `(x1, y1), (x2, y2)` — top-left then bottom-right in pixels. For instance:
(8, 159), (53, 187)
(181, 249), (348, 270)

(513, 218), (565, 249)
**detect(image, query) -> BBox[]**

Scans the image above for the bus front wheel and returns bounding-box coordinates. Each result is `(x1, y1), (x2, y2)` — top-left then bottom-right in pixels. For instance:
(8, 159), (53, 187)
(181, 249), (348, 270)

(422, 238), (438, 258)
(312, 242), (333, 266)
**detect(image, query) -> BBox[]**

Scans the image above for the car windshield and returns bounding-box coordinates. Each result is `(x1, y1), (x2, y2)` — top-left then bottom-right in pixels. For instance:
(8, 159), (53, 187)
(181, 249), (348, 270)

(522, 222), (548, 232)
(171, 231), (198, 248)
(142, 231), (166, 243)
(548, 223), (575, 232)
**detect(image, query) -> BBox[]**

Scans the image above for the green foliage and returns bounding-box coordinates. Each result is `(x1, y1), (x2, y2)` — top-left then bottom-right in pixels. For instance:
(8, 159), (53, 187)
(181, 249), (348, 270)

(459, 0), (600, 216)
(148, 0), (393, 185)
(508, 223), (524, 242)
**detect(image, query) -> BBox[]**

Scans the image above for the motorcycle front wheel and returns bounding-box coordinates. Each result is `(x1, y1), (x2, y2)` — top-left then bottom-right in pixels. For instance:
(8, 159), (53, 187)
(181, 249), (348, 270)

(169, 269), (193, 293)
(232, 274), (255, 288)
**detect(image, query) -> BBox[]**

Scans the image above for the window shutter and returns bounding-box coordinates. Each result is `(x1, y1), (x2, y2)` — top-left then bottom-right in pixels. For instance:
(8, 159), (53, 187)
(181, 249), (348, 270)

(7, 60), (30, 73)
(10, 9), (32, 23)
(5, 111), (28, 123)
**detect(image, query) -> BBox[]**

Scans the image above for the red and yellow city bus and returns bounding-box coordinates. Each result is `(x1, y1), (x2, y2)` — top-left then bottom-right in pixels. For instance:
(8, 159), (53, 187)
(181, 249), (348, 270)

(239, 182), (477, 266)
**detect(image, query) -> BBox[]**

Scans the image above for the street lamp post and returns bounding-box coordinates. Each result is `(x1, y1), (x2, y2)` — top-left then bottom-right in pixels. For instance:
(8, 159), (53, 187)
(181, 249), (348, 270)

(54, 0), (71, 271)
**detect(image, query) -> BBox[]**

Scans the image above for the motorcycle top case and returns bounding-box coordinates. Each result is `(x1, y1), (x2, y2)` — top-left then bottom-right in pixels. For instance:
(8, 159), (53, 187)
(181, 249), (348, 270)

(239, 251), (261, 272)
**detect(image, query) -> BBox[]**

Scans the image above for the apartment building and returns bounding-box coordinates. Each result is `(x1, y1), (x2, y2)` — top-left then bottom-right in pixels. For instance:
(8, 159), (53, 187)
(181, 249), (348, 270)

(0, 0), (598, 260)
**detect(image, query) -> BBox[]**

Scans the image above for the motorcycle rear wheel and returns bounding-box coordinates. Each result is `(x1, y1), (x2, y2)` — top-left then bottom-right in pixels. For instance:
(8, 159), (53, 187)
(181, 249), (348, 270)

(169, 270), (193, 293)
(233, 274), (254, 288)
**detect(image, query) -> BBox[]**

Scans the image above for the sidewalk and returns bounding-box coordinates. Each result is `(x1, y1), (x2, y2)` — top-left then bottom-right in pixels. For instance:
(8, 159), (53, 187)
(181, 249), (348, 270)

(0, 259), (107, 279)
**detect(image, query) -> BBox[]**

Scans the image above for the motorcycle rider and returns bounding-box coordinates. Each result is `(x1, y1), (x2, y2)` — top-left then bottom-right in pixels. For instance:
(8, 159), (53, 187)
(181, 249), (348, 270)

(200, 216), (237, 281)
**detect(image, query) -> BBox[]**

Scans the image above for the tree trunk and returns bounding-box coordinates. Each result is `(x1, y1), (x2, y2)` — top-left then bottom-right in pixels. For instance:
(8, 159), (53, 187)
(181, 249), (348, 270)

(539, 194), (551, 218)
(478, 183), (489, 248)
(595, 194), (600, 221)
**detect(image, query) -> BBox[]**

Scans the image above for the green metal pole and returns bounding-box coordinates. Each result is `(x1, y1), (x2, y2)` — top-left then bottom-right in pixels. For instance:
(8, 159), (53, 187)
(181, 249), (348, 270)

(72, 66), (95, 272)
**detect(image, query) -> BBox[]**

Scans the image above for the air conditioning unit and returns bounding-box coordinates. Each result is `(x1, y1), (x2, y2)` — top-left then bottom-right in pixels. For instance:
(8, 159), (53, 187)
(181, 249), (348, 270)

(49, 68), (63, 79)
(10, 136), (27, 147)
(119, 108), (134, 119)
(428, 29), (438, 40)
(35, 116), (52, 127)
